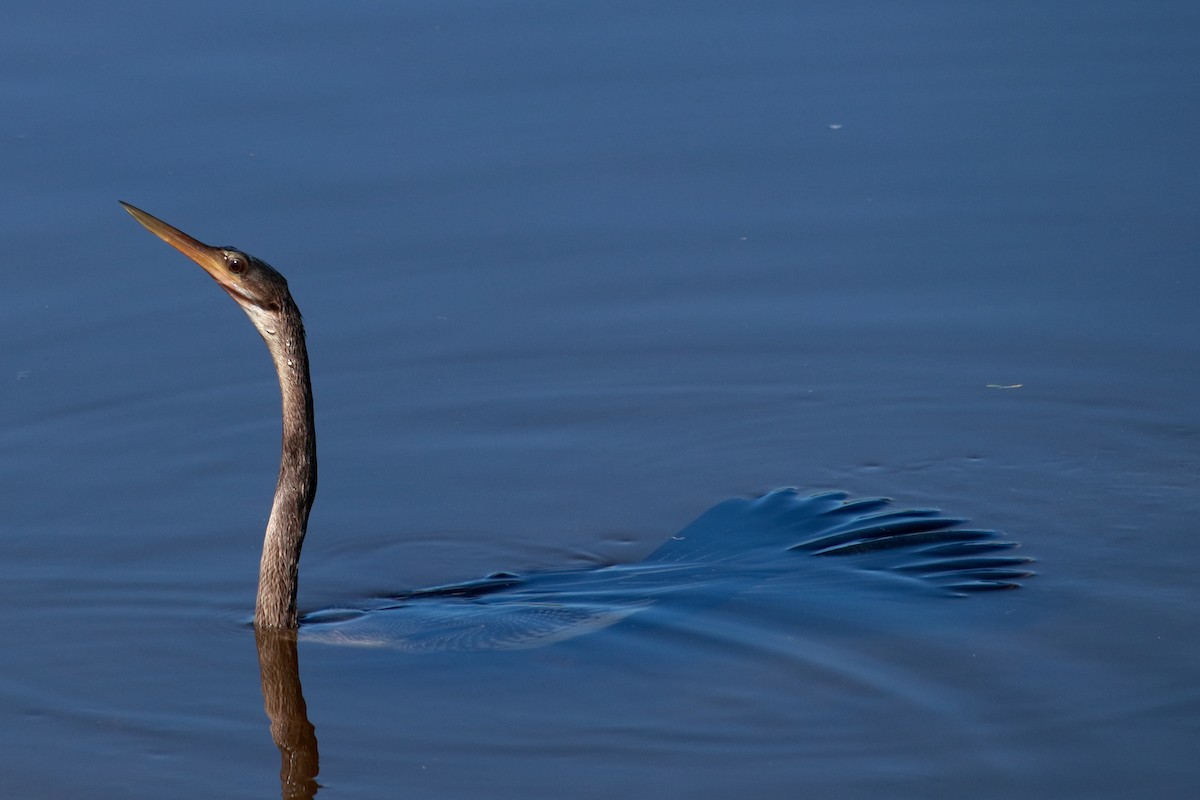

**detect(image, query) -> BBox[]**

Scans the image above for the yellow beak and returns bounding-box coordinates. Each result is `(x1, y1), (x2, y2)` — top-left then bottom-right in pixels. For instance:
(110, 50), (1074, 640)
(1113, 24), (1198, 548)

(120, 201), (240, 290)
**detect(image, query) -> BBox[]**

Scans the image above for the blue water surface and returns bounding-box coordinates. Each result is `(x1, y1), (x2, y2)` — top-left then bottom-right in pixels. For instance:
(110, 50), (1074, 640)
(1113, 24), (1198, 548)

(2, 2), (1197, 798)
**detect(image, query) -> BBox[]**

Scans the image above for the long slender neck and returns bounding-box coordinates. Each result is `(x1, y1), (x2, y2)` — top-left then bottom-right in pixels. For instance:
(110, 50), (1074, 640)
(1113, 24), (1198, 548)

(252, 297), (317, 629)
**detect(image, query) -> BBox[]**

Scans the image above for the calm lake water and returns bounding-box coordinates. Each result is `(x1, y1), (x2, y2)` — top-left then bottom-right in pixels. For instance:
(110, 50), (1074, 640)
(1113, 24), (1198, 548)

(3, 1), (1198, 798)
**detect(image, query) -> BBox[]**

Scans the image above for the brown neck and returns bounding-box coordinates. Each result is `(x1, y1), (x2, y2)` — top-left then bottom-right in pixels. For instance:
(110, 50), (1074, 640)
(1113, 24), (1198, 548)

(253, 298), (317, 629)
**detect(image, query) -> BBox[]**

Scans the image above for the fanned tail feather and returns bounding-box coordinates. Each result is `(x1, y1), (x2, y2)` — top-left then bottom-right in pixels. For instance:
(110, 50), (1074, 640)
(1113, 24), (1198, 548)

(646, 487), (1033, 595)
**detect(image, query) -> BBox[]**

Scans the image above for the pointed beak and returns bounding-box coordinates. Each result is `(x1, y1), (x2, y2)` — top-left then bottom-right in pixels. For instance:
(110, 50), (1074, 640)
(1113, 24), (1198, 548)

(120, 201), (239, 290)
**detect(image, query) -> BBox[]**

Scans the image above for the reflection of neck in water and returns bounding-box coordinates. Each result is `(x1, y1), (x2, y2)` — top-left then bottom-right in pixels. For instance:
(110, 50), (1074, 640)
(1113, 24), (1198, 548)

(255, 629), (319, 800)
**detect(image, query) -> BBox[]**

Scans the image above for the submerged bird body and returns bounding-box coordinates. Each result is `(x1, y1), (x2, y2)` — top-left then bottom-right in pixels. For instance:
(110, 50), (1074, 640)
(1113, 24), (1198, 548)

(122, 202), (1032, 649)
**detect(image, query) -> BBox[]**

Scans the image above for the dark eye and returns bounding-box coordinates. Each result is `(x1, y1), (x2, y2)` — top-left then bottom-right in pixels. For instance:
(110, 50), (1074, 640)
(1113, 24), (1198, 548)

(226, 253), (247, 275)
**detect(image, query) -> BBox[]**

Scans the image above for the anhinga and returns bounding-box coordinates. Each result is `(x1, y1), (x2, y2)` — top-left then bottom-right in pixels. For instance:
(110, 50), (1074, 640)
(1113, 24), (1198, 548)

(121, 202), (1032, 649)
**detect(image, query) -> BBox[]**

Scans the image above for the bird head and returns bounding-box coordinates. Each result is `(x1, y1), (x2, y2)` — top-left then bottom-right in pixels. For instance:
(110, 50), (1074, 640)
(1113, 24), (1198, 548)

(120, 201), (292, 319)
